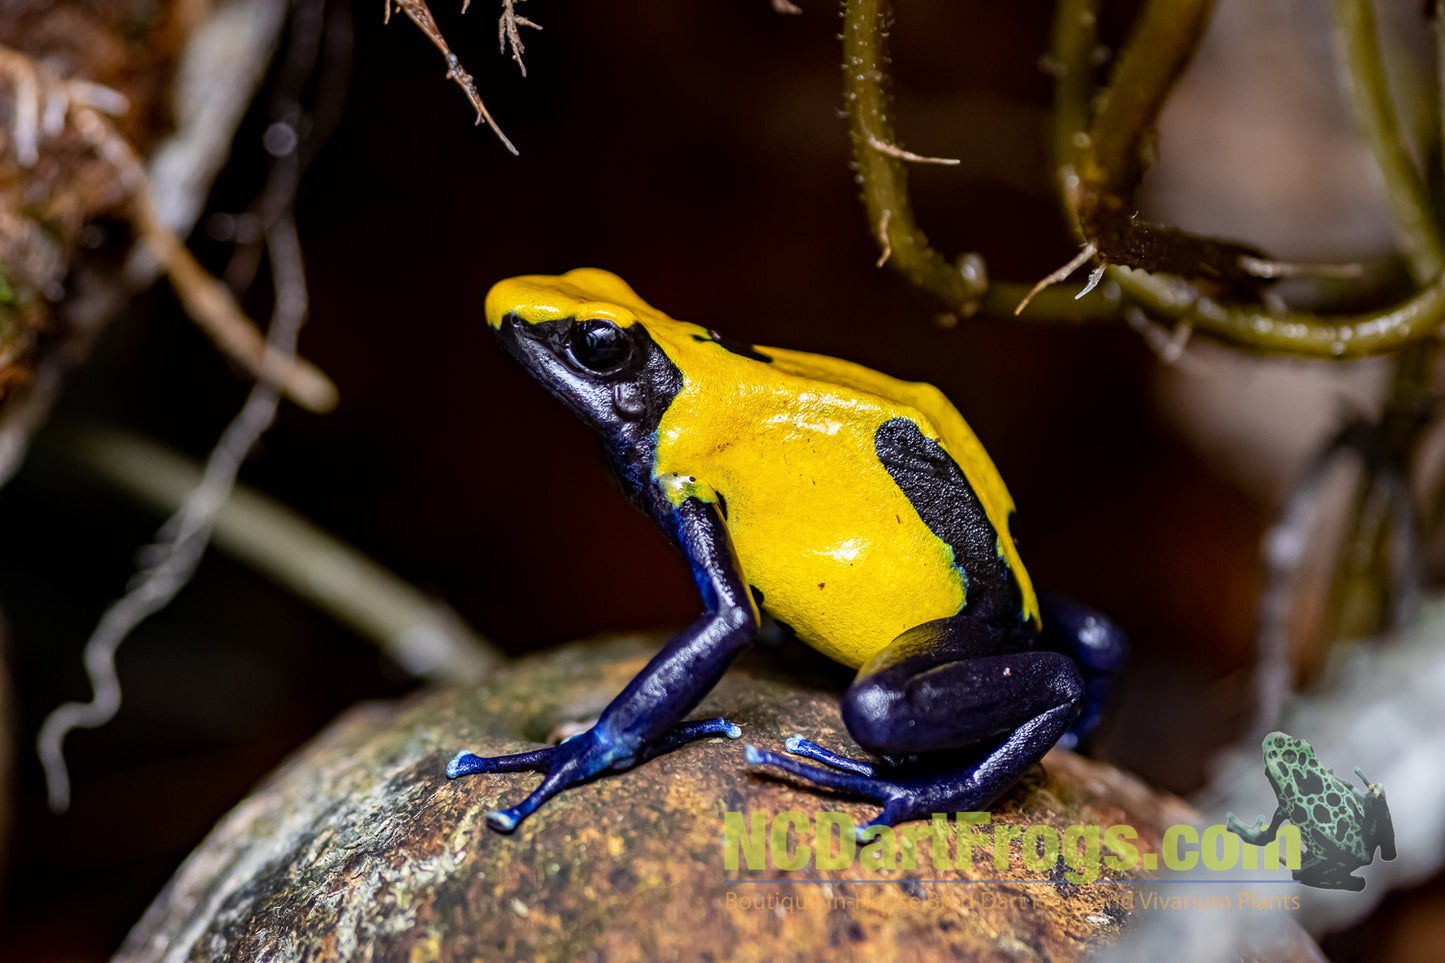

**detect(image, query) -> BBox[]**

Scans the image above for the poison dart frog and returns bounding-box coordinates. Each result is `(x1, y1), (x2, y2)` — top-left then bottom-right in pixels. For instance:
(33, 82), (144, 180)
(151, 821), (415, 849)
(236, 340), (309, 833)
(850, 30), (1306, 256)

(449, 268), (1126, 834)
(1226, 732), (1395, 891)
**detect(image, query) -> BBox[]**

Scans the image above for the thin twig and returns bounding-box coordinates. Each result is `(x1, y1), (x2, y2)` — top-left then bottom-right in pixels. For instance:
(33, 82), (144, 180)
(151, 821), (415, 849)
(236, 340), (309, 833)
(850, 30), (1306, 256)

(36, 0), (347, 811)
(498, 0), (541, 77)
(865, 135), (959, 166)
(38, 214), (313, 812)
(389, 0), (518, 155)
(56, 423), (499, 683)
(129, 188), (337, 412)
(1015, 242), (1096, 315)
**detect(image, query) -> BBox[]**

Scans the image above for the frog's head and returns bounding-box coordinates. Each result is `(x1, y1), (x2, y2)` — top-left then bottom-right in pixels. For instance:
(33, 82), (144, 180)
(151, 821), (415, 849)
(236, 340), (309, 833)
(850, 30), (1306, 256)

(1260, 731), (1320, 802)
(484, 269), (688, 435)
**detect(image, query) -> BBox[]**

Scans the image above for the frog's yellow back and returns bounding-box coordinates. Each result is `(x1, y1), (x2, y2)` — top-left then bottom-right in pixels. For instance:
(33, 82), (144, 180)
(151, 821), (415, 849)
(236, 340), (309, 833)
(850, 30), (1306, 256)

(487, 268), (1038, 667)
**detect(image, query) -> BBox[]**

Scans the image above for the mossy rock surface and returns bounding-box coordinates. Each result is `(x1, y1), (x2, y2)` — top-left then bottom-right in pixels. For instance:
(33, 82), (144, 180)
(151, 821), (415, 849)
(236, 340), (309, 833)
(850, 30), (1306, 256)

(117, 636), (1317, 962)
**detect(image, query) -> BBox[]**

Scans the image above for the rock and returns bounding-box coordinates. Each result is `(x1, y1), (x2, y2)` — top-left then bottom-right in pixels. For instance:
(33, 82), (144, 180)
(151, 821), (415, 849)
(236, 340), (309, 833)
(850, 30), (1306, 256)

(116, 636), (1319, 962)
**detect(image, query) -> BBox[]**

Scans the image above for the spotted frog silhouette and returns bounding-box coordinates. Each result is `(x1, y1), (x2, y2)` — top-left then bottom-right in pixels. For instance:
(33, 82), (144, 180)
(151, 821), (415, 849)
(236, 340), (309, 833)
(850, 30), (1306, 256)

(1227, 731), (1395, 891)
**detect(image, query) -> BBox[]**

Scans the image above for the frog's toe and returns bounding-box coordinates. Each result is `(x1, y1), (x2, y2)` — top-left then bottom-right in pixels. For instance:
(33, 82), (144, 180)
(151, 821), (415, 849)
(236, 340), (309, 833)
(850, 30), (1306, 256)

(486, 809), (519, 832)
(454, 733), (623, 831)
(446, 745), (553, 777)
(445, 751), (479, 777)
(782, 735), (881, 777)
(452, 720), (742, 831)
(1225, 811), (1262, 833)
(745, 744), (895, 801)
(854, 807), (912, 842)
(479, 764), (581, 832)
(630, 717), (742, 760)
(666, 717), (742, 744)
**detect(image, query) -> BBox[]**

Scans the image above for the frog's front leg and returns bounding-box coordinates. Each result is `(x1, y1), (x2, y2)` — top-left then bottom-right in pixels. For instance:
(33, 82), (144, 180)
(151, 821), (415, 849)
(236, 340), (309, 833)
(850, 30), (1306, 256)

(448, 498), (757, 831)
(748, 616), (1082, 830)
(1225, 807), (1287, 846)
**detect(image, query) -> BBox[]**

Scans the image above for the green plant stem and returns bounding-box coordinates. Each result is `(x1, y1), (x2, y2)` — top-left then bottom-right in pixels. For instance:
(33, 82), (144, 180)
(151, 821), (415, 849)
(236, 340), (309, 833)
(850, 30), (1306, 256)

(1048, 0), (1098, 186)
(1438, 5), (1445, 207)
(1060, 0), (1274, 283)
(1325, 0), (1444, 641)
(1333, 0), (1445, 283)
(979, 280), (1122, 323)
(1120, 268), (1445, 358)
(842, 0), (986, 314)
(1075, 0), (1214, 207)
(1047, 0), (1445, 358)
(1422, 4), (1445, 539)
(54, 423), (500, 683)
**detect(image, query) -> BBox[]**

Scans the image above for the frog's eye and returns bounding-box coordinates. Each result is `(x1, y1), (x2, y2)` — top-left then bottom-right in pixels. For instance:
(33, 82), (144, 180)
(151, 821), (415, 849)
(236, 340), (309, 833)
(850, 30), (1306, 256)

(569, 319), (633, 372)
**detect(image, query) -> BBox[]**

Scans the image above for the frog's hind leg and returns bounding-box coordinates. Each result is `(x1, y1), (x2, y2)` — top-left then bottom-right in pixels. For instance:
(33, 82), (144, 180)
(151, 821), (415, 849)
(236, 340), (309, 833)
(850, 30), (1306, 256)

(1035, 592), (1127, 749)
(1295, 861), (1367, 892)
(749, 616), (1082, 829)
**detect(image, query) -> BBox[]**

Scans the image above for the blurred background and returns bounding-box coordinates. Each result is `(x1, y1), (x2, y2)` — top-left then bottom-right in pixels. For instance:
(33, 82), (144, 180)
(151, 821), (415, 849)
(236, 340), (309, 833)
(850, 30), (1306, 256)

(0, 0), (1438, 958)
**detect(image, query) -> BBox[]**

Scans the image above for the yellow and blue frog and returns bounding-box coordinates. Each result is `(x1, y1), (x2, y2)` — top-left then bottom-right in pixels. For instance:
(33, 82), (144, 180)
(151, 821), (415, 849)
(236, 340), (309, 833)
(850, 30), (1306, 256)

(449, 268), (1125, 834)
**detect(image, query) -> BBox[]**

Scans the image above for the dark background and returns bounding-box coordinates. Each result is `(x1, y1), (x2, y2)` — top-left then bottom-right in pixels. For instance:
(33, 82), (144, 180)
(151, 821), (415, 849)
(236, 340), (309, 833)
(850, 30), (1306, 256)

(0, 0), (1426, 958)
